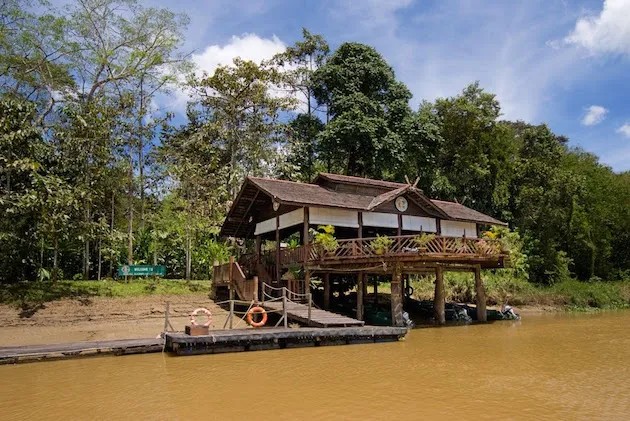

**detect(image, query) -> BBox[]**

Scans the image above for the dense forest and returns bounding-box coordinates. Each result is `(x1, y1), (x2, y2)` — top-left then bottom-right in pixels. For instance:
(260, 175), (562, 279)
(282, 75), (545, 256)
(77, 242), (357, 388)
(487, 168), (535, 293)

(1, 0), (628, 285)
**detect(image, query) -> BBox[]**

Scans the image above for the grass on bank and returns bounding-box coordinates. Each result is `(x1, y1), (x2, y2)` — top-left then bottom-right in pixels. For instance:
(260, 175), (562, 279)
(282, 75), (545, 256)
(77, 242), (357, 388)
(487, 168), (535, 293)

(410, 273), (630, 310)
(0, 279), (211, 310)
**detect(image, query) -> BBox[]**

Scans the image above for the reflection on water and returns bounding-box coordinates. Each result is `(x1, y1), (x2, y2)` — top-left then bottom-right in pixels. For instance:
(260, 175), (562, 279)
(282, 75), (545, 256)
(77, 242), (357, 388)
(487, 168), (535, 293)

(1, 311), (630, 420)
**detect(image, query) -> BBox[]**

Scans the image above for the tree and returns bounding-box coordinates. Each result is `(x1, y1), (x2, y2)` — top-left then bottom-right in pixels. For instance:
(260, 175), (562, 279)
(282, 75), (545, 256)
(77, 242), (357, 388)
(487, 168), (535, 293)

(312, 43), (413, 178)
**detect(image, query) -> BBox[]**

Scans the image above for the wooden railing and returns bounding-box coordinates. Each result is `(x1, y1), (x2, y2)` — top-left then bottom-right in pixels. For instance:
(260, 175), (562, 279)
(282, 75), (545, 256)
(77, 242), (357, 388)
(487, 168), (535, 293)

(277, 234), (506, 265)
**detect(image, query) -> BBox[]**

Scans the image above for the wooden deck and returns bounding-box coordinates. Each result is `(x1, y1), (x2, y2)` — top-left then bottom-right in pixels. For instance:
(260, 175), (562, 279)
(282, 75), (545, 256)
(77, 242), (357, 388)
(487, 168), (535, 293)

(276, 234), (509, 269)
(0, 338), (164, 365)
(165, 326), (407, 355)
(262, 301), (365, 327)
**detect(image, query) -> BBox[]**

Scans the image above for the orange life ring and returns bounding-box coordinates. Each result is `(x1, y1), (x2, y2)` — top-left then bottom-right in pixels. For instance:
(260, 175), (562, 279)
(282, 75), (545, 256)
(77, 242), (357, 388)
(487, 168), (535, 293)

(190, 307), (212, 327)
(246, 306), (267, 328)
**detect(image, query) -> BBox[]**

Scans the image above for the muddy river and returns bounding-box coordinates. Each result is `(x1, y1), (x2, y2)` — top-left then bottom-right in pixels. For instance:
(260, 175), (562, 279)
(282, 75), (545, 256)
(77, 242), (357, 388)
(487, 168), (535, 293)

(1, 311), (629, 420)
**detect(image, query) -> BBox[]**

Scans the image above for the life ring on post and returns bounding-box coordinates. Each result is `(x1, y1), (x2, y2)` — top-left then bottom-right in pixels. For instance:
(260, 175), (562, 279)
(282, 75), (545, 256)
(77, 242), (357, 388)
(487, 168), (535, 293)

(246, 306), (268, 328)
(404, 285), (414, 297)
(190, 307), (212, 327)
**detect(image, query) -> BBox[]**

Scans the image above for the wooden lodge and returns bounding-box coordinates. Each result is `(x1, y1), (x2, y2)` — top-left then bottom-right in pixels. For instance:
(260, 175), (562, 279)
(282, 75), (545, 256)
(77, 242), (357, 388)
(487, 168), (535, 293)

(215, 173), (509, 327)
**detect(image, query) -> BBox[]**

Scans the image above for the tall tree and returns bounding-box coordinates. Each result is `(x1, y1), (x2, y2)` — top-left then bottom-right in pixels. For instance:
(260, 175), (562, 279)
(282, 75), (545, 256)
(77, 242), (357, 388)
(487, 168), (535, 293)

(312, 43), (413, 178)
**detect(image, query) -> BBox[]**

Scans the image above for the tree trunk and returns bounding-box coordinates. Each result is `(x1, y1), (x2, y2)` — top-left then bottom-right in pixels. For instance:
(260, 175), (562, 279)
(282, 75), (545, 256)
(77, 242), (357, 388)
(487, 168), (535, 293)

(127, 156), (134, 266)
(109, 191), (115, 278)
(52, 236), (59, 283)
(97, 238), (102, 281)
(83, 206), (90, 280)
(185, 233), (191, 280)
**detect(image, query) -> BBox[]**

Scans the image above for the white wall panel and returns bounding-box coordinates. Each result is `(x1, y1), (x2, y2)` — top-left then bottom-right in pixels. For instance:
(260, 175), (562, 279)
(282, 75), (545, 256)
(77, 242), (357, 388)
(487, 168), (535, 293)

(279, 208), (304, 230)
(402, 215), (437, 232)
(310, 207), (359, 228)
(362, 212), (398, 228)
(254, 217), (276, 235)
(441, 220), (478, 238)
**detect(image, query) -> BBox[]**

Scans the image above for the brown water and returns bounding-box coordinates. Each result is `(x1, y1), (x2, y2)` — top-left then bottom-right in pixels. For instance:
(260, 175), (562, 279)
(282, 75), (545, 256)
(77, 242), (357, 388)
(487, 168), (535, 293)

(2, 311), (630, 420)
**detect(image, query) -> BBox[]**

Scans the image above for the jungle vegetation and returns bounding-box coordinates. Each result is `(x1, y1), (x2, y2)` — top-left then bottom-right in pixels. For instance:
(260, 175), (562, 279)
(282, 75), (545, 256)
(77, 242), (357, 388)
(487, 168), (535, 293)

(1, 0), (628, 286)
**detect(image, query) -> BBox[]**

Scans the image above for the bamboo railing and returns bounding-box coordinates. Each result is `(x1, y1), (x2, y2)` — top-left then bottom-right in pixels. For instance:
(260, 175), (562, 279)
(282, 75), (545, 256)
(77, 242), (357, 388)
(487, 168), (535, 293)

(278, 234), (506, 265)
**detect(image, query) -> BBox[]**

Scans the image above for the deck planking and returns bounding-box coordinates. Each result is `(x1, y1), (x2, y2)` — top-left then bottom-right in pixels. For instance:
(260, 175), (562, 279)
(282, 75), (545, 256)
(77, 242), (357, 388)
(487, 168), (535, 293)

(165, 326), (407, 355)
(0, 338), (164, 365)
(262, 301), (365, 327)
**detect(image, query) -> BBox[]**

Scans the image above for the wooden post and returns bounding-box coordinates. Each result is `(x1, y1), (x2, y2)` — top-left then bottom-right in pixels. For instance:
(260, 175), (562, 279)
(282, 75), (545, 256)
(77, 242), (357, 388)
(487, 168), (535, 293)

(253, 276), (259, 302)
(255, 235), (261, 264)
(474, 265), (487, 322)
(356, 273), (364, 321)
(323, 272), (330, 310)
(303, 207), (310, 294)
(307, 292), (312, 323)
(229, 299), (234, 329)
(358, 212), (363, 239)
(282, 291), (288, 328)
(434, 266), (445, 325)
(391, 266), (404, 327)
(397, 214), (402, 237)
(228, 256), (235, 301)
(275, 215), (281, 287)
(374, 277), (378, 305)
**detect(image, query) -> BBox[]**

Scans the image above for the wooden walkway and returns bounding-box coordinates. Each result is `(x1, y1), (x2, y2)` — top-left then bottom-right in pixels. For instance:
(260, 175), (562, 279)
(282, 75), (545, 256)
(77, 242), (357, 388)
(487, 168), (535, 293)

(262, 301), (364, 328)
(0, 338), (164, 365)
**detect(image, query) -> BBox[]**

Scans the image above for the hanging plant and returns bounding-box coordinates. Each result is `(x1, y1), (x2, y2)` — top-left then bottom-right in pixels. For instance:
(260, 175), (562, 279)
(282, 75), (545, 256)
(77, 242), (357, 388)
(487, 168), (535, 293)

(413, 233), (436, 251)
(370, 234), (393, 255)
(312, 225), (338, 254)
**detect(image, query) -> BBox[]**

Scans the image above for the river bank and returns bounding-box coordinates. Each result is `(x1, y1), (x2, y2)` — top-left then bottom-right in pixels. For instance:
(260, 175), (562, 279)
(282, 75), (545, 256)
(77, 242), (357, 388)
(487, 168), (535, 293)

(1, 277), (629, 347)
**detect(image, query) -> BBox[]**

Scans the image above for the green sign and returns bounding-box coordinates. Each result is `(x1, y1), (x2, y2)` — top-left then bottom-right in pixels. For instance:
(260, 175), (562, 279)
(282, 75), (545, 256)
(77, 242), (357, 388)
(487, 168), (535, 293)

(117, 265), (166, 277)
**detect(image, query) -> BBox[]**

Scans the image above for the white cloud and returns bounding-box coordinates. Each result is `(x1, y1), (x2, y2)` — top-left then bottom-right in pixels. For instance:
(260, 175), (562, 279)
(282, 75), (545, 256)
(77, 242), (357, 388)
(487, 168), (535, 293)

(617, 123), (630, 137)
(582, 105), (608, 126)
(191, 33), (285, 77)
(564, 0), (630, 55)
(170, 33), (287, 111)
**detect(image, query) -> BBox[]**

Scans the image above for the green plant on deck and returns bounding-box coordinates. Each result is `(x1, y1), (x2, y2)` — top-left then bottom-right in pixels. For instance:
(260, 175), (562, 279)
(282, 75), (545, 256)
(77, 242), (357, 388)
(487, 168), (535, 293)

(413, 233), (436, 250)
(370, 234), (393, 255)
(312, 225), (338, 253)
(286, 237), (301, 250)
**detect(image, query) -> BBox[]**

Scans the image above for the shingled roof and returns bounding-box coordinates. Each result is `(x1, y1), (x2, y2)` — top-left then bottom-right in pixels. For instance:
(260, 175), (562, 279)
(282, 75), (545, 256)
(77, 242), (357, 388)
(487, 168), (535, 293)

(431, 200), (506, 226)
(221, 174), (507, 237)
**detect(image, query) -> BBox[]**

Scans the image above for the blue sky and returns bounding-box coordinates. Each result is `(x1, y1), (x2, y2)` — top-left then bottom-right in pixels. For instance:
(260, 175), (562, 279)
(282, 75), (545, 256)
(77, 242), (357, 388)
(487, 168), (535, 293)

(138, 1), (630, 171)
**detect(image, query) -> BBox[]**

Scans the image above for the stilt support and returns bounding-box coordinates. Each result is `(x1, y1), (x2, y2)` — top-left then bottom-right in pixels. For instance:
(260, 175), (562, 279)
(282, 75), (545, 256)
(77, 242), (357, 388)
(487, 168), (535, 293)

(474, 265), (487, 322)
(391, 267), (404, 327)
(434, 266), (445, 325)
(323, 273), (330, 310)
(357, 273), (364, 321)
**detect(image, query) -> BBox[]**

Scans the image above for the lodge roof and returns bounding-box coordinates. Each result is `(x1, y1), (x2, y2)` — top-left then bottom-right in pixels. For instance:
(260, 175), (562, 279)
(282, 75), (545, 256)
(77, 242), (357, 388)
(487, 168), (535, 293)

(220, 174), (507, 237)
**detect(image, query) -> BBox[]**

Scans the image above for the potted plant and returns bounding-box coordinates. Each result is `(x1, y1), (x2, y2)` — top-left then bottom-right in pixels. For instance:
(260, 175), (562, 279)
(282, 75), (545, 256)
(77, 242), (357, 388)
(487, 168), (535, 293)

(413, 233), (436, 252)
(370, 234), (393, 255)
(312, 225), (338, 256)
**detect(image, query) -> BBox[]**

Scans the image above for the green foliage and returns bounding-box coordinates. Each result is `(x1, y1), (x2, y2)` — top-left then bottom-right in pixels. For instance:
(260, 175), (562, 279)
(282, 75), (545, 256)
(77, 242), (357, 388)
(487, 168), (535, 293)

(312, 225), (338, 253)
(370, 235), (393, 255)
(413, 233), (436, 248)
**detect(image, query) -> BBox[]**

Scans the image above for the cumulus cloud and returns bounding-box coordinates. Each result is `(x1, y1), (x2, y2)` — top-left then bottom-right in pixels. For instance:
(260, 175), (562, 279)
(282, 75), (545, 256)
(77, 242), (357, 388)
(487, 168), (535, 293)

(564, 0), (630, 55)
(170, 33), (286, 111)
(582, 105), (608, 126)
(617, 123), (630, 137)
(191, 33), (286, 77)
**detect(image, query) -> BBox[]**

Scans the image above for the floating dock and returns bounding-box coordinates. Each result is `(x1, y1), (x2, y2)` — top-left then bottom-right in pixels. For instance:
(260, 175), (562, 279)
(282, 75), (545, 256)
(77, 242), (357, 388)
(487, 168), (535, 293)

(0, 338), (164, 365)
(165, 326), (408, 356)
(0, 326), (408, 365)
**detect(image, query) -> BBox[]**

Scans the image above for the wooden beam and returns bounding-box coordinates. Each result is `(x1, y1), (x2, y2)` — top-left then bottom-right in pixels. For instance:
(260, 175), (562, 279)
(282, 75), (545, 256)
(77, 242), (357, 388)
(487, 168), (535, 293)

(357, 273), (364, 321)
(397, 213), (402, 236)
(358, 212), (363, 239)
(323, 272), (330, 310)
(255, 235), (261, 264)
(233, 189), (259, 237)
(474, 265), (487, 322)
(275, 215), (281, 286)
(434, 266), (445, 324)
(391, 266), (404, 327)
